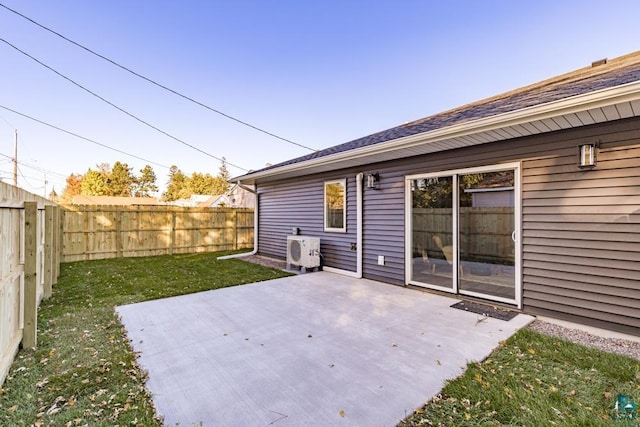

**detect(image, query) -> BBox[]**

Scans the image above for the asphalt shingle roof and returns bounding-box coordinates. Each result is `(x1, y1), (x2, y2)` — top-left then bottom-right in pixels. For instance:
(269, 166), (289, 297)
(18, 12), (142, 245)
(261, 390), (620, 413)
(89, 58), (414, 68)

(256, 51), (640, 175)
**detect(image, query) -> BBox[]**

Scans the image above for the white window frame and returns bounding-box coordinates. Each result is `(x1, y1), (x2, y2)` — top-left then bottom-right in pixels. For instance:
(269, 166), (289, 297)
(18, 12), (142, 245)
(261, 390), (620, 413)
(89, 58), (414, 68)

(324, 179), (347, 233)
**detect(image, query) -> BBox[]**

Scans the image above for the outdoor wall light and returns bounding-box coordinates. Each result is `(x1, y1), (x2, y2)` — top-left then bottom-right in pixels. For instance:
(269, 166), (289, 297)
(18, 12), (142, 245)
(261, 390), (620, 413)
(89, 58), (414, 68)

(578, 142), (598, 168)
(366, 172), (380, 189)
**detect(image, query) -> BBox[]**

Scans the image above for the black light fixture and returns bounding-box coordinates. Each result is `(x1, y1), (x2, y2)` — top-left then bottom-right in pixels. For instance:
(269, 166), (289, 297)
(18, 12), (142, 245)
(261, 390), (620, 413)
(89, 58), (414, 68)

(366, 172), (380, 189)
(578, 142), (598, 168)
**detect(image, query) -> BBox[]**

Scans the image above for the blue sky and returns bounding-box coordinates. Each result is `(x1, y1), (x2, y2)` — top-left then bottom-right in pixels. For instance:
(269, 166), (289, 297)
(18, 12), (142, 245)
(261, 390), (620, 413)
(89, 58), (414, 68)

(1, 0), (640, 196)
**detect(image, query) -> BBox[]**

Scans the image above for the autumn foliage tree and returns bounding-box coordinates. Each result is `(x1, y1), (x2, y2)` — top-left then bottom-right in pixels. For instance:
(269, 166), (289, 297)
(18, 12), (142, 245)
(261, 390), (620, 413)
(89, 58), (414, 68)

(161, 159), (230, 202)
(61, 162), (159, 200)
(61, 159), (229, 202)
(60, 173), (83, 203)
(80, 170), (108, 196)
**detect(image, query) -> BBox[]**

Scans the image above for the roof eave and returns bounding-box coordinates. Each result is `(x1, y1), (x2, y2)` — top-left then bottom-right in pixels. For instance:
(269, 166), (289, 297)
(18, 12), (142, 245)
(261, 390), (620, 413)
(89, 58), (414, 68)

(235, 80), (640, 185)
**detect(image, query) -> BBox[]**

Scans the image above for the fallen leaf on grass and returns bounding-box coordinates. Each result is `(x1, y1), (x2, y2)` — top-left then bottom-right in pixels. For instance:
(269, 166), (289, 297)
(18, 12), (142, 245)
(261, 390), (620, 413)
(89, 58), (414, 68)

(8, 404), (18, 412)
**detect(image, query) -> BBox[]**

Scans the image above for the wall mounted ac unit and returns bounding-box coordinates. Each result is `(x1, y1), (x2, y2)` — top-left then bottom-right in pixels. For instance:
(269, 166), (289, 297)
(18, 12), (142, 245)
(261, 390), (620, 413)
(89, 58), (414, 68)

(286, 236), (321, 271)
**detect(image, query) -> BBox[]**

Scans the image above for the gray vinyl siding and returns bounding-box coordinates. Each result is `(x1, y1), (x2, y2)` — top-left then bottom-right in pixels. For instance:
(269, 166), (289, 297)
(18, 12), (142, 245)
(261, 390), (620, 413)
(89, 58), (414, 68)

(257, 117), (640, 335)
(362, 173), (406, 285)
(521, 128), (640, 335)
(258, 174), (358, 272)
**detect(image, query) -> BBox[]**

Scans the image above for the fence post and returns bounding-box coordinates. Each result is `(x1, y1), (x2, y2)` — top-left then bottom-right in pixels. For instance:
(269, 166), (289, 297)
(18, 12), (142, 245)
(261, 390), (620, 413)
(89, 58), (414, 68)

(170, 210), (176, 255)
(52, 206), (60, 283)
(44, 205), (54, 299)
(58, 207), (64, 270)
(232, 209), (238, 250)
(115, 206), (122, 258)
(23, 201), (38, 349)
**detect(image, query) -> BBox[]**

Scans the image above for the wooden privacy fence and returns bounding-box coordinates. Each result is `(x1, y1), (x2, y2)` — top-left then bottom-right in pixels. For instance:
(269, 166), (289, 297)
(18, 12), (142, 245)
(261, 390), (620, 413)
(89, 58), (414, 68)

(1, 183), (61, 386)
(413, 207), (514, 263)
(62, 205), (254, 262)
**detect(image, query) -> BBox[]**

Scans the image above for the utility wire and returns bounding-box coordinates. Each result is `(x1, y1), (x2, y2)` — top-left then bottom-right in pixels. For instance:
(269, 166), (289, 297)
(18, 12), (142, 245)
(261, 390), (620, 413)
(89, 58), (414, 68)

(16, 164), (40, 188)
(0, 105), (171, 170)
(0, 151), (66, 178)
(0, 37), (248, 172)
(0, 2), (316, 152)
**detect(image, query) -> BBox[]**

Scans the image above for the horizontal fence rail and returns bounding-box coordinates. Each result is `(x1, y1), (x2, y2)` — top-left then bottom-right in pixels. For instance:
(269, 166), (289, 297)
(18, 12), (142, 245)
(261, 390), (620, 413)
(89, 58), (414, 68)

(61, 205), (254, 262)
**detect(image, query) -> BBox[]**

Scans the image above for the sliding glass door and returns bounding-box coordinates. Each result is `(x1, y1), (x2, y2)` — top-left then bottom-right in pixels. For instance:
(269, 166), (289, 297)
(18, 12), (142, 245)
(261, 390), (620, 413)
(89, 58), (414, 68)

(409, 176), (456, 291)
(407, 164), (520, 305)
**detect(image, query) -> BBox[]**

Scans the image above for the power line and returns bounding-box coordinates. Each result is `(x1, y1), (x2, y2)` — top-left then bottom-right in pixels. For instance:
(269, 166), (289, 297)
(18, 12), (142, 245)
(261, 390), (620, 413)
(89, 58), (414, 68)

(0, 37), (248, 172)
(16, 164), (40, 188)
(0, 151), (65, 179)
(0, 2), (316, 152)
(0, 111), (14, 128)
(0, 104), (171, 170)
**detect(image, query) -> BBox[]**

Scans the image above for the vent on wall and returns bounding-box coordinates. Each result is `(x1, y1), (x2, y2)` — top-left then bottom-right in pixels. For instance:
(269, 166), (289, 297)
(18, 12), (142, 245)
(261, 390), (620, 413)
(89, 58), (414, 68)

(286, 236), (321, 271)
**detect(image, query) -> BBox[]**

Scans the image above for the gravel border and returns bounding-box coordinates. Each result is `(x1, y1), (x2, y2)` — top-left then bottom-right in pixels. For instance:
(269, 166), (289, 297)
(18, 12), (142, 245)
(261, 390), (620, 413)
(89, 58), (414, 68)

(527, 319), (640, 361)
(239, 255), (640, 361)
(239, 254), (289, 270)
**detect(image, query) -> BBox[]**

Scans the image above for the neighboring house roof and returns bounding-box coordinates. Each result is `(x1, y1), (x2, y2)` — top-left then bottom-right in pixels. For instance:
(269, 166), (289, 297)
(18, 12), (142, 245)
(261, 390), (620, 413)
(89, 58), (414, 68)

(198, 194), (228, 207)
(235, 51), (640, 185)
(189, 194), (215, 203)
(168, 194), (222, 207)
(70, 195), (163, 205)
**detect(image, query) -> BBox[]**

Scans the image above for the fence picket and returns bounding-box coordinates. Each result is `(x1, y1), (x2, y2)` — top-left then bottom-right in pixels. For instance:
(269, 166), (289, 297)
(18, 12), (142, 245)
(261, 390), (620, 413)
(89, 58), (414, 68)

(61, 205), (254, 262)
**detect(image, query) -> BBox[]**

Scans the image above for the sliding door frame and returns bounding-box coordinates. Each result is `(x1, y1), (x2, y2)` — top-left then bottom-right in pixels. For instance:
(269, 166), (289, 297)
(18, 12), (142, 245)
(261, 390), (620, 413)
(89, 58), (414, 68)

(405, 162), (522, 307)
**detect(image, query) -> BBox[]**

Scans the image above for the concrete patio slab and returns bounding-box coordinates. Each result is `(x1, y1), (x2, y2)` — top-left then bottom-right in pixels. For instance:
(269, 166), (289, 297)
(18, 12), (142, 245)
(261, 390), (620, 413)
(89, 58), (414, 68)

(116, 272), (533, 426)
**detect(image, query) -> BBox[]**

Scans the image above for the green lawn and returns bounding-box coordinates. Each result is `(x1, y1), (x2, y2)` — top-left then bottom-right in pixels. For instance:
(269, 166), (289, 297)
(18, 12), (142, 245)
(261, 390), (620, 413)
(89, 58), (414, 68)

(0, 251), (291, 427)
(400, 328), (640, 426)
(1, 253), (638, 426)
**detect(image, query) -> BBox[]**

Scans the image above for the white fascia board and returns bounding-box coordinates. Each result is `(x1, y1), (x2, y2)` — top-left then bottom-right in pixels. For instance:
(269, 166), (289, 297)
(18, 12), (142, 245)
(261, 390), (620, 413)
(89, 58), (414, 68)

(240, 80), (640, 183)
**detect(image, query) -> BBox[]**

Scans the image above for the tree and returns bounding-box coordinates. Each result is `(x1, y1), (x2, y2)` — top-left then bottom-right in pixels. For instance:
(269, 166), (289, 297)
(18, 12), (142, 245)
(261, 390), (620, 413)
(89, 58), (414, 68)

(218, 157), (230, 183)
(60, 173), (83, 203)
(162, 165), (187, 201)
(134, 165), (158, 197)
(161, 165), (230, 201)
(81, 169), (108, 196)
(216, 157), (230, 194)
(107, 161), (135, 197)
(186, 172), (217, 195)
(48, 187), (59, 202)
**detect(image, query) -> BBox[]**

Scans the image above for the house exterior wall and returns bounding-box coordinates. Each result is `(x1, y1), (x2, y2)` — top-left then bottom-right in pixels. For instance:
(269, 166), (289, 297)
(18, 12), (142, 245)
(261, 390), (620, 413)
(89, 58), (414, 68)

(229, 186), (256, 208)
(258, 174), (358, 272)
(521, 120), (640, 335)
(256, 117), (640, 334)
